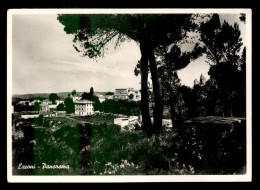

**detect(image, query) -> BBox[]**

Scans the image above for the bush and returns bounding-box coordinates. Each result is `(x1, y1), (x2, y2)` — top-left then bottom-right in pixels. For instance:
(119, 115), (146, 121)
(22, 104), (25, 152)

(176, 118), (246, 174)
(34, 115), (44, 125)
(13, 116), (246, 175)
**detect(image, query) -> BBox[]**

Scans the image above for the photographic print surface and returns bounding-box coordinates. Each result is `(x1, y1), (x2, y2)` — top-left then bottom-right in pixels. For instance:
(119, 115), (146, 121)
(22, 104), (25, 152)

(7, 9), (252, 182)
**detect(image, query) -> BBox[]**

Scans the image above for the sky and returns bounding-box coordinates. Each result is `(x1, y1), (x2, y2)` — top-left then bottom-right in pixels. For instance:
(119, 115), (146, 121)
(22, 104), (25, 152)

(11, 13), (246, 95)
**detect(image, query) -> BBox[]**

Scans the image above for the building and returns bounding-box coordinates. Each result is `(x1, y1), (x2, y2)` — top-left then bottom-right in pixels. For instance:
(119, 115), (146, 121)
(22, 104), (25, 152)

(49, 104), (57, 109)
(150, 118), (173, 129)
(74, 100), (94, 116)
(40, 102), (49, 112)
(97, 94), (106, 103)
(21, 114), (39, 119)
(130, 90), (141, 101)
(72, 96), (81, 102)
(113, 88), (129, 100)
(17, 100), (30, 106)
(105, 95), (114, 100)
(114, 116), (141, 131)
(42, 99), (52, 105)
(114, 118), (129, 128)
(162, 119), (173, 128)
(113, 88), (141, 101)
(55, 99), (64, 105)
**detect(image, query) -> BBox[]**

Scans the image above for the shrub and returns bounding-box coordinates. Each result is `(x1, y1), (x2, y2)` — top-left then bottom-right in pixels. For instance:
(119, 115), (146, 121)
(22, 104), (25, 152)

(34, 115), (44, 125)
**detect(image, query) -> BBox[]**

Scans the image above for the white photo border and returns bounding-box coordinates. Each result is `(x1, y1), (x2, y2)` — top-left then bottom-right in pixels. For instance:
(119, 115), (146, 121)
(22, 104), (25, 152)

(7, 8), (252, 183)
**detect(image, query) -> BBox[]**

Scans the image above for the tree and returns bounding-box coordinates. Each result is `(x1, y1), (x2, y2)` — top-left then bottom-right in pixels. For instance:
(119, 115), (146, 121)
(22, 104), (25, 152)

(35, 115), (44, 126)
(58, 14), (197, 135)
(105, 92), (114, 95)
(239, 13), (246, 24)
(129, 94), (134, 100)
(72, 89), (77, 96)
(57, 103), (65, 111)
(90, 87), (94, 101)
(34, 102), (40, 113)
(81, 92), (90, 100)
(156, 42), (204, 126)
(199, 14), (244, 116)
(64, 95), (75, 114)
(92, 95), (100, 103)
(34, 102), (41, 113)
(49, 93), (60, 104)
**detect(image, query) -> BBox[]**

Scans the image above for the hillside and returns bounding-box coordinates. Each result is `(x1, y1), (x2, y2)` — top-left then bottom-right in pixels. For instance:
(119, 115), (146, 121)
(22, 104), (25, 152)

(12, 91), (110, 100)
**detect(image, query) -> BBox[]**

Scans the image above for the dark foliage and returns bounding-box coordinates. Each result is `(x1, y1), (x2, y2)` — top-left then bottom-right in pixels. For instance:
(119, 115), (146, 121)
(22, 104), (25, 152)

(57, 103), (65, 111)
(176, 117), (246, 174)
(64, 95), (75, 114)
(49, 93), (60, 104)
(96, 99), (140, 116)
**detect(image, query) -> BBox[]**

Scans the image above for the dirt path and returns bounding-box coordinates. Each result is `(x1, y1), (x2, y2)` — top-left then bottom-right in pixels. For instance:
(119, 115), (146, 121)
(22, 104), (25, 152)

(65, 116), (93, 125)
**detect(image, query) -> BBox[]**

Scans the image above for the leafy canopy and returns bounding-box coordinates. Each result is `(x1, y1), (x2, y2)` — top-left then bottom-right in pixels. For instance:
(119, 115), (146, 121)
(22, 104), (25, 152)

(57, 14), (196, 59)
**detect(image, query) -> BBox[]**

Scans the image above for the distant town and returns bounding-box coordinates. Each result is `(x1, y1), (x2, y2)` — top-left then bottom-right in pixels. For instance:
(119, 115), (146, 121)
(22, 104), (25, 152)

(12, 87), (173, 130)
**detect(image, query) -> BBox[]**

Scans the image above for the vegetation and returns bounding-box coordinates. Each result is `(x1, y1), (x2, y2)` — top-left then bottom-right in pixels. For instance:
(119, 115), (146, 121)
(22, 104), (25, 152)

(72, 89), (77, 96)
(94, 99), (140, 116)
(49, 93), (60, 104)
(12, 117), (246, 175)
(12, 13), (247, 176)
(64, 94), (75, 114)
(199, 14), (245, 117)
(81, 87), (99, 103)
(57, 103), (65, 111)
(57, 14), (202, 135)
(34, 102), (40, 113)
(105, 92), (114, 95)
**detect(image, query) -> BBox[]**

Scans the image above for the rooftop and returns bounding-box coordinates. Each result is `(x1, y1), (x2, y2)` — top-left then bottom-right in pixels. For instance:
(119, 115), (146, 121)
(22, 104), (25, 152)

(74, 99), (93, 104)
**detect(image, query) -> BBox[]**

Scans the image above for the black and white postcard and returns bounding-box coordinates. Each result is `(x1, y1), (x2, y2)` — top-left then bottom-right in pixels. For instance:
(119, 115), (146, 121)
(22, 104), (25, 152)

(7, 9), (252, 182)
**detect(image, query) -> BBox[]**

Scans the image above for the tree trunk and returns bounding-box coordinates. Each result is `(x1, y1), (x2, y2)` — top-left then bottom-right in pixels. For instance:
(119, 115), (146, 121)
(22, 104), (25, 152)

(170, 100), (176, 129)
(148, 47), (163, 133)
(139, 41), (152, 135)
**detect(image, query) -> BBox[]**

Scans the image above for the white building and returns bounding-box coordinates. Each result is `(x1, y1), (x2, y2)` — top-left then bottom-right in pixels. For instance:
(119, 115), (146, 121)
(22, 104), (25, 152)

(114, 118), (129, 128)
(21, 114), (39, 119)
(105, 95), (114, 100)
(49, 104), (57, 109)
(74, 100), (94, 116)
(17, 100), (30, 106)
(97, 94), (106, 103)
(113, 88), (141, 101)
(72, 96), (81, 102)
(42, 99), (52, 105)
(55, 99), (64, 105)
(114, 116), (140, 130)
(162, 119), (173, 128)
(151, 118), (173, 129)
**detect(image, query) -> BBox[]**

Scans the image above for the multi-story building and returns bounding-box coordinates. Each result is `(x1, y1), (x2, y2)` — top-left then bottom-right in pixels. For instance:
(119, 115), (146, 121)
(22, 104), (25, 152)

(113, 88), (128, 100)
(74, 100), (94, 116)
(113, 88), (141, 101)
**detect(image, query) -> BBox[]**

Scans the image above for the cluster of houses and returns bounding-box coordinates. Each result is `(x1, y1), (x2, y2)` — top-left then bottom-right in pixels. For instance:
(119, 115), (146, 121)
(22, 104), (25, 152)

(15, 88), (173, 130)
(16, 95), (94, 118)
(95, 88), (141, 103)
(113, 88), (141, 101)
(40, 97), (94, 116)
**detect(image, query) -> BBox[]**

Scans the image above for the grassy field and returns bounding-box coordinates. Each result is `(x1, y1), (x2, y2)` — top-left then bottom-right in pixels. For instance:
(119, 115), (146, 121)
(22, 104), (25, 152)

(12, 115), (246, 175)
